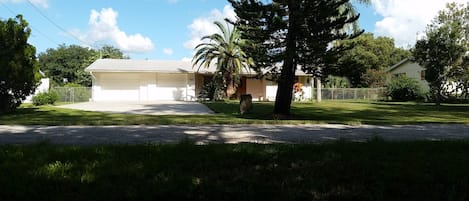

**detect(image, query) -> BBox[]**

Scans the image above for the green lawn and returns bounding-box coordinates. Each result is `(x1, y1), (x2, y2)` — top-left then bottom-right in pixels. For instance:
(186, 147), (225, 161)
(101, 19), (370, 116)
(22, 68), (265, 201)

(1, 140), (469, 201)
(206, 100), (469, 125)
(0, 101), (468, 125)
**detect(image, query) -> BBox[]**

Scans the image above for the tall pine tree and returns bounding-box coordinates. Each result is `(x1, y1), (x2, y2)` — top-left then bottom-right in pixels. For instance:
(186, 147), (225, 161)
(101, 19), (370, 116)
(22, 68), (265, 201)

(230, 0), (363, 115)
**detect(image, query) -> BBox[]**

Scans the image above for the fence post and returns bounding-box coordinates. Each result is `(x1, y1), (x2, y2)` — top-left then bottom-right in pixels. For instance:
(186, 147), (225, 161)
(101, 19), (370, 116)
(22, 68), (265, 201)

(72, 88), (75, 103)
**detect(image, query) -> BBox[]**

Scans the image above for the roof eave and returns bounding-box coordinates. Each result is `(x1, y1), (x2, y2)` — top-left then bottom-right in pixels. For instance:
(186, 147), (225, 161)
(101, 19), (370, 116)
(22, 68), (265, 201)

(385, 58), (410, 72)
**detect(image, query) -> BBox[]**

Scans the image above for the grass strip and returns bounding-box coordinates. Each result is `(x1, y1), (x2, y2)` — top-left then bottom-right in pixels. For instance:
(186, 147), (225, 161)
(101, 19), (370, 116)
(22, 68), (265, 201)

(1, 101), (468, 125)
(1, 140), (468, 201)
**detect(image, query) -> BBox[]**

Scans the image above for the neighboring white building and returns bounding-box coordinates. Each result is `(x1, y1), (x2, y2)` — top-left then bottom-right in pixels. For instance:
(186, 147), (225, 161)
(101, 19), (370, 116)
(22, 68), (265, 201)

(24, 78), (50, 103)
(85, 59), (314, 102)
(386, 58), (429, 91)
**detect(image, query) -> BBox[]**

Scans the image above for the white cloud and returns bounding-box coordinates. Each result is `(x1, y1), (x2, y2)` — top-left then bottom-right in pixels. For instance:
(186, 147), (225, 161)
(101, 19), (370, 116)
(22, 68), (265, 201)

(75, 8), (154, 53)
(184, 5), (237, 49)
(371, 0), (467, 48)
(0, 0), (48, 8)
(163, 48), (174, 55)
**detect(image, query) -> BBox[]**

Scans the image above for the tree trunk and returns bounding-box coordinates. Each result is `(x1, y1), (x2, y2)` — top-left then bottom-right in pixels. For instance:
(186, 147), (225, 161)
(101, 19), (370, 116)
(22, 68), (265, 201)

(274, 0), (299, 115)
(226, 82), (236, 98)
(316, 78), (322, 103)
(225, 76), (236, 98)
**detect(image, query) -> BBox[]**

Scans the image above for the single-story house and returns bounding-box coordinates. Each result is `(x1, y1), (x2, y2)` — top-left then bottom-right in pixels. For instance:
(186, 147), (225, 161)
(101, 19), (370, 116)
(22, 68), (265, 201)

(85, 59), (315, 102)
(386, 58), (429, 91)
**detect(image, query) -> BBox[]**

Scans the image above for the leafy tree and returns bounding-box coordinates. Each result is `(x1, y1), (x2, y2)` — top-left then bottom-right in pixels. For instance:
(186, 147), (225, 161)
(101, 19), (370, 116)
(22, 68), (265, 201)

(230, 0), (366, 115)
(0, 15), (39, 114)
(193, 21), (252, 98)
(413, 2), (468, 104)
(38, 45), (128, 87)
(362, 69), (387, 88)
(38, 45), (95, 86)
(327, 33), (410, 87)
(99, 45), (129, 59)
(323, 75), (350, 88)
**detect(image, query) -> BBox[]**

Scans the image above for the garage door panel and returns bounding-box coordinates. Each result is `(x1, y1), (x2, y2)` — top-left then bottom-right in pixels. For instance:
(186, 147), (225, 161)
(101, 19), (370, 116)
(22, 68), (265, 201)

(157, 74), (186, 87)
(99, 79), (139, 101)
(94, 73), (190, 101)
(155, 74), (186, 100)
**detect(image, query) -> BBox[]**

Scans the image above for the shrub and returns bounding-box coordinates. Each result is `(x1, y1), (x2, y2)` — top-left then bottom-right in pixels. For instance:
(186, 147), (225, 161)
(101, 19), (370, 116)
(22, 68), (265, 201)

(323, 75), (350, 88)
(32, 91), (58, 106)
(63, 83), (83, 87)
(385, 76), (424, 101)
(198, 80), (225, 101)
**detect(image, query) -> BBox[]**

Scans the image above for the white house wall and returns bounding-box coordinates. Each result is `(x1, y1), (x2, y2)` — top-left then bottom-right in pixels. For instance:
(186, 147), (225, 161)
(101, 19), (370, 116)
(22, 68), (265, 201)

(266, 81), (278, 101)
(24, 78), (50, 103)
(91, 72), (195, 102)
(388, 61), (429, 91)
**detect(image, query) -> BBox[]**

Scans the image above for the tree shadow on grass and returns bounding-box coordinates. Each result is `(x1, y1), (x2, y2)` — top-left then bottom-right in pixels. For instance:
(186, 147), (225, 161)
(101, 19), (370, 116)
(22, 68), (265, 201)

(3, 141), (469, 201)
(226, 101), (469, 124)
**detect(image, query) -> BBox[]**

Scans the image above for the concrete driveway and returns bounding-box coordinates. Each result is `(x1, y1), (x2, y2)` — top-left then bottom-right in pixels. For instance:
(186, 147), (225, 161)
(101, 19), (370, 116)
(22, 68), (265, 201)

(57, 101), (214, 115)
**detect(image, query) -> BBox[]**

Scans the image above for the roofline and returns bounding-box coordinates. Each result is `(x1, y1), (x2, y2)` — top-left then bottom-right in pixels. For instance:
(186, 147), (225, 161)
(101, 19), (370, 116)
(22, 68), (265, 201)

(385, 58), (410, 72)
(85, 59), (313, 76)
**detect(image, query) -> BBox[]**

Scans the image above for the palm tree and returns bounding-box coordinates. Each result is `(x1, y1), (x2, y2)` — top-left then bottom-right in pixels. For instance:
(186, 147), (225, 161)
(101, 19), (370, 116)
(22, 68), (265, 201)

(193, 20), (252, 98)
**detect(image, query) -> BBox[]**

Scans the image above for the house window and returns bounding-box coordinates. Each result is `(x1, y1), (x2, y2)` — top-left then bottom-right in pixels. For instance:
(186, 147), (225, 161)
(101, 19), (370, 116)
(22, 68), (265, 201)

(420, 70), (425, 80)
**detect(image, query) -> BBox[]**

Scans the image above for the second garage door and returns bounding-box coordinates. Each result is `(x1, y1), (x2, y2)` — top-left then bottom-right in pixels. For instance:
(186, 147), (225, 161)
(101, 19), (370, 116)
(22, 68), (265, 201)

(155, 74), (187, 101)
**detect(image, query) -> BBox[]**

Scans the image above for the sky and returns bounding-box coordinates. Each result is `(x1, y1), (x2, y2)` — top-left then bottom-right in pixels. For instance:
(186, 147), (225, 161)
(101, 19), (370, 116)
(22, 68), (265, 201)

(0, 0), (466, 60)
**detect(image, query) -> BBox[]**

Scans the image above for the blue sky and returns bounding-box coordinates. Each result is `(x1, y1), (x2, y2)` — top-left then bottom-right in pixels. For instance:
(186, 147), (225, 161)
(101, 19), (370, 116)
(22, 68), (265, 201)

(0, 0), (464, 60)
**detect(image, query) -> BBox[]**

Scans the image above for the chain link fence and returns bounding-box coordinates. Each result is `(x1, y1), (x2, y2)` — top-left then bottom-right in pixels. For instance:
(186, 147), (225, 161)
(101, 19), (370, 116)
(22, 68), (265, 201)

(49, 87), (385, 103)
(318, 88), (386, 101)
(51, 87), (92, 103)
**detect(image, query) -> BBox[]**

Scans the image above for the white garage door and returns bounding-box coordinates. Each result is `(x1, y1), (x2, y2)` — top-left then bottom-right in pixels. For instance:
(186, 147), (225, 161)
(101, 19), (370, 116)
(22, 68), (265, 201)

(99, 79), (140, 101)
(155, 74), (187, 100)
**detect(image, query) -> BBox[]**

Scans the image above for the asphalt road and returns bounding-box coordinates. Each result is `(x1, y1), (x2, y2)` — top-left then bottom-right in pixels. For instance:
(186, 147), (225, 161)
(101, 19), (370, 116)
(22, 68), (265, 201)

(1, 124), (469, 145)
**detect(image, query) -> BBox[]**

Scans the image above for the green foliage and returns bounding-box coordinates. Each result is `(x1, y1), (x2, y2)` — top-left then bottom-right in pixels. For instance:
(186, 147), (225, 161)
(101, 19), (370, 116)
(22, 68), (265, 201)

(99, 45), (129, 59)
(193, 21), (251, 98)
(328, 33), (410, 87)
(197, 79), (225, 101)
(38, 45), (95, 87)
(386, 76), (424, 101)
(362, 69), (387, 88)
(32, 91), (58, 106)
(0, 15), (40, 114)
(38, 45), (127, 87)
(230, 0), (366, 115)
(413, 2), (468, 104)
(323, 75), (350, 88)
(63, 83), (84, 87)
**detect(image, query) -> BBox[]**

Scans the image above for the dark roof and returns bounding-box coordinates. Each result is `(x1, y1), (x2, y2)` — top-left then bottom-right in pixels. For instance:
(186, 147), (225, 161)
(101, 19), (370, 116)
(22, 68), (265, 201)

(385, 58), (410, 72)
